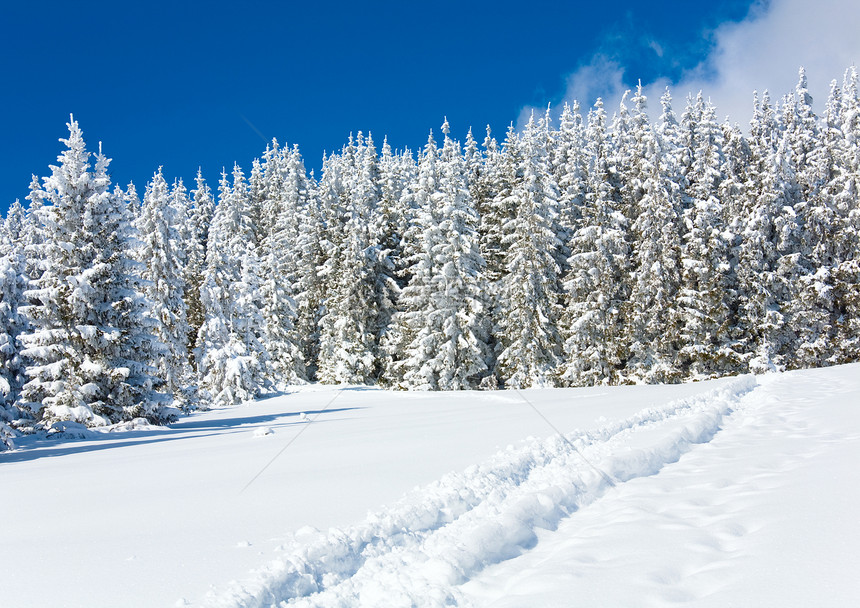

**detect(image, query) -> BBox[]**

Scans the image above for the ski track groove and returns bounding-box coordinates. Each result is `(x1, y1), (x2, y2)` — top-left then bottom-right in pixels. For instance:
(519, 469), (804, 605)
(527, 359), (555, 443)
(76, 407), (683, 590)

(205, 375), (758, 608)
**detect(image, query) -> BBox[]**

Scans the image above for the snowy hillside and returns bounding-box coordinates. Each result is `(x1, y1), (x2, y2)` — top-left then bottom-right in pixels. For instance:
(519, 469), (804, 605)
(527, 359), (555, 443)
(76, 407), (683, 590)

(2, 364), (859, 607)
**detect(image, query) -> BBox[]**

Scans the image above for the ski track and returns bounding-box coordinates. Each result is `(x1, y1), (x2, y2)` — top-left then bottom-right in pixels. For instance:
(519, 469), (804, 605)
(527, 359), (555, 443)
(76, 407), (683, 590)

(204, 376), (758, 608)
(459, 367), (860, 607)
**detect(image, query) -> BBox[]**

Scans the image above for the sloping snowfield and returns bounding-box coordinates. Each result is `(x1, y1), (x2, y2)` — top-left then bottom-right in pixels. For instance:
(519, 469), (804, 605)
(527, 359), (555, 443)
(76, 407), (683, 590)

(2, 364), (858, 607)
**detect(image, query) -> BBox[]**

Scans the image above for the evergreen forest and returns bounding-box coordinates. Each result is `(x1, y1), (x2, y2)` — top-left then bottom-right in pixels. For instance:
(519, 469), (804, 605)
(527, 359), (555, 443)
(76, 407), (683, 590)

(2, 67), (859, 445)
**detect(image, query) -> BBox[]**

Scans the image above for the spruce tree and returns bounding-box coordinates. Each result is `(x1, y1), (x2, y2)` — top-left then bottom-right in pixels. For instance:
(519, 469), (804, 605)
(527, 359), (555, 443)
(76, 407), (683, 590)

(21, 176), (46, 286)
(395, 122), (492, 389)
(554, 102), (588, 247)
(185, 169), (215, 366)
(718, 120), (753, 370)
(561, 99), (629, 386)
(623, 87), (684, 382)
(197, 165), (270, 405)
(124, 181), (141, 218)
(1, 218), (29, 442)
(138, 168), (196, 410)
(737, 94), (796, 372)
(258, 145), (308, 387)
(19, 120), (169, 426)
(385, 131), (443, 387)
(495, 114), (564, 387)
(316, 135), (381, 384)
(293, 169), (327, 378)
(672, 96), (740, 378)
(831, 68), (860, 362)
(786, 76), (841, 366)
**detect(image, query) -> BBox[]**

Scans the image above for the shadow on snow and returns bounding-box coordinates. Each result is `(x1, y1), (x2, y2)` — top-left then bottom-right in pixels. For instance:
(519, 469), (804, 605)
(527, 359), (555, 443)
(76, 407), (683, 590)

(0, 407), (364, 464)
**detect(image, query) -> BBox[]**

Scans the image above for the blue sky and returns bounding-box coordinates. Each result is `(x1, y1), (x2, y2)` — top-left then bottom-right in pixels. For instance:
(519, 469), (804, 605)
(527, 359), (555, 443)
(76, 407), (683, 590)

(2, 0), (858, 215)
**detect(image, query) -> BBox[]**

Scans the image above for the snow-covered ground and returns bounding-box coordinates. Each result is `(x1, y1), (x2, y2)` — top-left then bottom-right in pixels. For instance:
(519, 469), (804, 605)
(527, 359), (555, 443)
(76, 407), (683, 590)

(1, 364), (858, 607)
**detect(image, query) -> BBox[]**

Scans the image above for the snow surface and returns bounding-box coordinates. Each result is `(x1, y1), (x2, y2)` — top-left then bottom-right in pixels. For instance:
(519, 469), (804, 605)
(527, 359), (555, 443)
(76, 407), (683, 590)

(1, 365), (858, 607)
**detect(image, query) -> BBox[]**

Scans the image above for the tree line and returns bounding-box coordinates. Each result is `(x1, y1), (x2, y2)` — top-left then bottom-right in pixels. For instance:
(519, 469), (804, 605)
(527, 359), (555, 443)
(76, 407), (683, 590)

(2, 67), (859, 445)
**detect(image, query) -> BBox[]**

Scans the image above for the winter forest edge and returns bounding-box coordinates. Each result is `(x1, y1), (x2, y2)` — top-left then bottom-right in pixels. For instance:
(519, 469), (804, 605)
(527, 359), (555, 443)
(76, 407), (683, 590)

(2, 67), (859, 448)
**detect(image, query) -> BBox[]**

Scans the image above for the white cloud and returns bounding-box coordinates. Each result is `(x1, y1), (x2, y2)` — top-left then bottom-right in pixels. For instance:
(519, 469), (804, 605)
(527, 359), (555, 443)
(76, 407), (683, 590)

(666, 0), (860, 125)
(517, 54), (628, 128)
(524, 0), (860, 129)
(648, 40), (665, 59)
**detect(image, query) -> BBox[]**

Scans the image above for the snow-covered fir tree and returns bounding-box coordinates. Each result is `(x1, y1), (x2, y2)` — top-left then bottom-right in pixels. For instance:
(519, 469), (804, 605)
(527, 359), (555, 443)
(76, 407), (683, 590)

(292, 168), (327, 378)
(18, 119), (170, 426)
(361, 136), (403, 374)
(258, 144), (308, 387)
(185, 169), (215, 366)
(21, 175), (47, 282)
(1, 216), (29, 447)
(784, 72), (839, 367)
(671, 94), (741, 378)
(196, 165), (270, 406)
(316, 135), (382, 384)
(737, 92), (796, 372)
(480, 125), (521, 289)
(830, 68), (860, 363)
(495, 114), (565, 388)
(393, 121), (492, 390)
(554, 102), (588, 247)
(373, 137), (413, 325)
(561, 99), (630, 386)
(137, 168), (196, 411)
(384, 131), (444, 387)
(623, 87), (684, 382)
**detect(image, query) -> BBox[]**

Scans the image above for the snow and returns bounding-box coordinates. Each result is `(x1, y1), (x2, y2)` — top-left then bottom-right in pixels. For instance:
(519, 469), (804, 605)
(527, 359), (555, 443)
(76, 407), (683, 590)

(1, 364), (859, 607)
(464, 368), (860, 607)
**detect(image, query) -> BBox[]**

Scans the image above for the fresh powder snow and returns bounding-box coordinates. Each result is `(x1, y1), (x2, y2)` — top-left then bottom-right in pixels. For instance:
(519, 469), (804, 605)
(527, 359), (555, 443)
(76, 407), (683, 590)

(1, 364), (858, 607)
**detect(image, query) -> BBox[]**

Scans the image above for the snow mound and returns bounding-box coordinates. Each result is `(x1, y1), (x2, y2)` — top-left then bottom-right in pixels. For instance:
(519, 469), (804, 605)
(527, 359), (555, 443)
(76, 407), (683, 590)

(43, 416), (163, 439)
(0, 420), (17, 451)
(47, 420), (98, 439)
(205, 375), (757, 607)
(254, 427), (275, 438)
(103, 417), (161, 433)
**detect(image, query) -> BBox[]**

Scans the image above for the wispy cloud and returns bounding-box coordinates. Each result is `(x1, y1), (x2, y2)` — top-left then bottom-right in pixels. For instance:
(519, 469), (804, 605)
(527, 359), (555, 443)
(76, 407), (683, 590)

(648, 39), (665, 59)
(521, 0), (860, 128)
(517, 54), (627, 128)
(665, 0), (860, 125)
